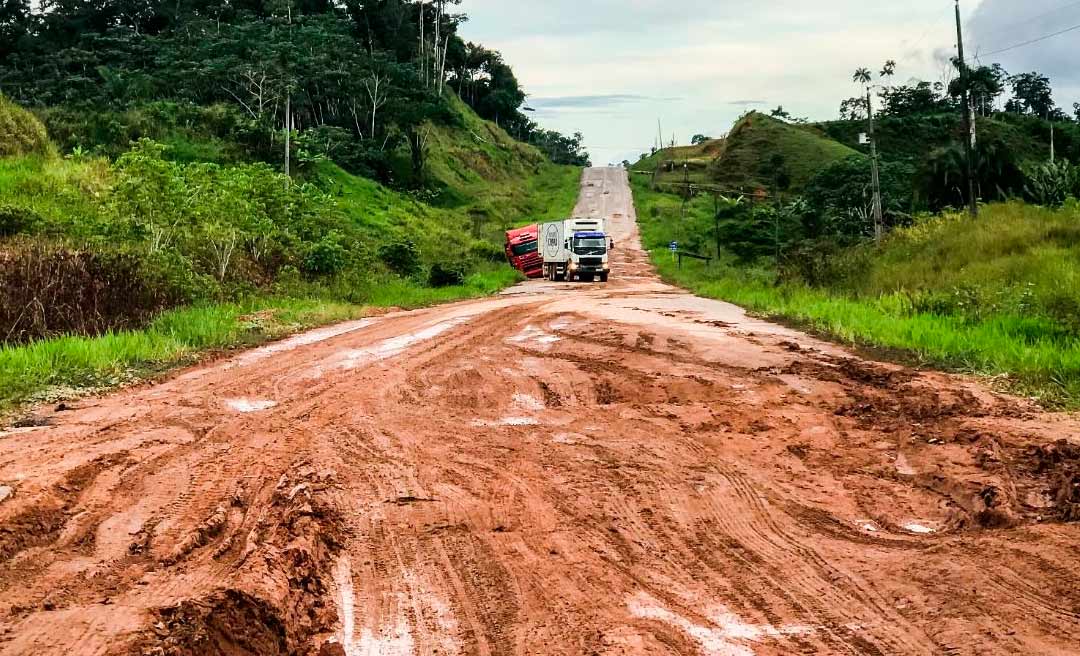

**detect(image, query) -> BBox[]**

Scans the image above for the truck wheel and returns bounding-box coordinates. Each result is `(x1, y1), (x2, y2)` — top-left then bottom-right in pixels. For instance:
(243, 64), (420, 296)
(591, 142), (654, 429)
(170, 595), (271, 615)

(599, 274), (609, 283)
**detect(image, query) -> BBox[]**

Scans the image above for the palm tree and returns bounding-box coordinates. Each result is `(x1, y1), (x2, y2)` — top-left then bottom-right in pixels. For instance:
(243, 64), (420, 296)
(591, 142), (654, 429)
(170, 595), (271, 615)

(853, 67), (872, 86)
(880, 60), (896, 80)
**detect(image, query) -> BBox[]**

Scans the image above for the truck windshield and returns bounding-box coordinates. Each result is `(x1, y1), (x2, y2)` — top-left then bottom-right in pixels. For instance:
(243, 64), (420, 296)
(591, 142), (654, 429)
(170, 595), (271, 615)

(572, 238), (607, 256)
(511, 241), (538, 257)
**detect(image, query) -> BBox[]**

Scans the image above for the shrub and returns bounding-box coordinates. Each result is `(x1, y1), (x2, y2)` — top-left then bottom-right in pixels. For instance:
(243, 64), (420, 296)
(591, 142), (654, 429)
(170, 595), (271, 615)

(0, 239), (194, 344)
(428, 262), (467, 288)
(303, 233), (348, 276)
(378, 239), (422, 277)
(0, 205), (43, 237)
(0, 94), (51, 157)
(1023, 160), (1076, 207)
(470, 240), (506, 263)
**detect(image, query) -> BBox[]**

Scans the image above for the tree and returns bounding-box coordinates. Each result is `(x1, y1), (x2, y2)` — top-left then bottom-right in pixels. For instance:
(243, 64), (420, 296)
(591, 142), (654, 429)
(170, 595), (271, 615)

(770, 106), (792, 120)
(1006, 71), (1054, 117)
(881, 82), (946, 117)
(529, 129), (590, 166)
(839, 96), (868, 120)
(852, 67), (872, 86)
(950, 61), (1006, 116)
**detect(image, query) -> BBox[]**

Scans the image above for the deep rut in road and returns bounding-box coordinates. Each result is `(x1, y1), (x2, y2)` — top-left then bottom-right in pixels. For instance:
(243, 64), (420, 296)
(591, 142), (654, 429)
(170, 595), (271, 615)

(2, 167), (1080, 655)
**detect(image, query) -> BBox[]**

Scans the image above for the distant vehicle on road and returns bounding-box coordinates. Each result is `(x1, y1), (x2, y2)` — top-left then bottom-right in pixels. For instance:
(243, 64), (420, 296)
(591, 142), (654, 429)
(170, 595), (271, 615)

(504, 224), (543, 278)
(541, 218), (611, 282)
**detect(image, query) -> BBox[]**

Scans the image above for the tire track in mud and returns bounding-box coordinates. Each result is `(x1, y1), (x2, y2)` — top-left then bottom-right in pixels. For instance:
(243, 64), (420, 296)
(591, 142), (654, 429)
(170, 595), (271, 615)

(5, 167), (1080, 656)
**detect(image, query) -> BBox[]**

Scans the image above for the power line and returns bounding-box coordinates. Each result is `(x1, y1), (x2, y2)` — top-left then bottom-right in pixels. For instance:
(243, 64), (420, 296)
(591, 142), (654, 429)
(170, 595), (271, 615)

(979, 21), (1080, 57)
(973, 0), (1080, 43)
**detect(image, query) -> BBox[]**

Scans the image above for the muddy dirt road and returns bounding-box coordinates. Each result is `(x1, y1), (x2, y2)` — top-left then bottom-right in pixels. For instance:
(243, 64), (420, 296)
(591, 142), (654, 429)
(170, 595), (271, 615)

(3, 167), (1080, 656)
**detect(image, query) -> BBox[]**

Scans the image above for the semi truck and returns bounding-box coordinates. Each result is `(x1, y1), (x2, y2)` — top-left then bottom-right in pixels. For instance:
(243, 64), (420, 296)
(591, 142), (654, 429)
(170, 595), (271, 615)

(504, 224), (544, 278)
(540, 218), (611, 282)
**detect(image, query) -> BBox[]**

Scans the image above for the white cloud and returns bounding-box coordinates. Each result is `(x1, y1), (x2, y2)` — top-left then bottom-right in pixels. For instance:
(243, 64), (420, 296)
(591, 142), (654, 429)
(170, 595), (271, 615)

(456, 0), (1079, 164)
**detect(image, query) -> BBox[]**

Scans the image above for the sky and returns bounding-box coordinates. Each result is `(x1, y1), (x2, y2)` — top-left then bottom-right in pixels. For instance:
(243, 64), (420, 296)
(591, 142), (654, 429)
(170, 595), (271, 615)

(454, 0), (1080, 166)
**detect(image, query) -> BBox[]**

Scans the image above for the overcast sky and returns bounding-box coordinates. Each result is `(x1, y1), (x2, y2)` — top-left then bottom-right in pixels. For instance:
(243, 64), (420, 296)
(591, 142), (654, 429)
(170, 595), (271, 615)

(455, 0), (1080, 165)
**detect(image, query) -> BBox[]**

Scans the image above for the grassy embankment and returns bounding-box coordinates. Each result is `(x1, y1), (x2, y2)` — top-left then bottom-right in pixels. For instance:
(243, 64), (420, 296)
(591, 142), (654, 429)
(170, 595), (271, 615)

(632, 175), (1080, 406)
(0, 96), (580, 413)
(638, 113), (857, 193)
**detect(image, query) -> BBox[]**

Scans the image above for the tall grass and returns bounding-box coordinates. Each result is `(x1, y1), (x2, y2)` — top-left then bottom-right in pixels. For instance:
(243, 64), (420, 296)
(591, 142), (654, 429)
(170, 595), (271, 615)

(632, 177), (1080, 407)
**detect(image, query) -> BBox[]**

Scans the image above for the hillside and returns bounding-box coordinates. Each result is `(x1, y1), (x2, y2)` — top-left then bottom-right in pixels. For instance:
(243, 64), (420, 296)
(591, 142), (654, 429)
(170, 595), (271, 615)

(817, 113), (1072, 165)
(635, 112), (858, 194)
(0, 94), (581, 409)
(709, 113), (858, 193)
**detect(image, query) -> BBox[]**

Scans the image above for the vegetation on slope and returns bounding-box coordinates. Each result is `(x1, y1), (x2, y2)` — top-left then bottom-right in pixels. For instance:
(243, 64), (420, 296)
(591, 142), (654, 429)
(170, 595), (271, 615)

(632, 177), (1080, 406)
(635, 113), (857, 195)
(0, 95), (580, 412)
(0, 93), (50, 158)
(708, 113), (858, 194)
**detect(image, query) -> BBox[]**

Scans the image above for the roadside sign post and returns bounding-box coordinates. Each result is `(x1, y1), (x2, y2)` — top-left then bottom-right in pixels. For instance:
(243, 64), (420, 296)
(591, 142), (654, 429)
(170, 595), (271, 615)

(669, 241), (678, 262)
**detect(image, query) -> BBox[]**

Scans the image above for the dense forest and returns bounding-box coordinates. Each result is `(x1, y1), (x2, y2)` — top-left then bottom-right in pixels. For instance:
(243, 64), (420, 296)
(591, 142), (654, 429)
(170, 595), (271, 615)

(0, 0), (590, 179)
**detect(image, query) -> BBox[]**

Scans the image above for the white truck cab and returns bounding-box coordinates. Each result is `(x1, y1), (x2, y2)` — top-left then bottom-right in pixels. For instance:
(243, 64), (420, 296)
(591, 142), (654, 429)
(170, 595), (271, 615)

(541, 218), (611, 282)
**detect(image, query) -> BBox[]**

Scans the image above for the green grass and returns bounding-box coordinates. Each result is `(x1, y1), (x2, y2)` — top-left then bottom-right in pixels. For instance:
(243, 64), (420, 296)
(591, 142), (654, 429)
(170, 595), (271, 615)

(0, 266), (523, 413)
(709, 113), (858, 193)
(0, 155), (112, 237)
(634, 112), (857, 194)
(0, 93), (565, 415)
(632, 176), (1080, 406)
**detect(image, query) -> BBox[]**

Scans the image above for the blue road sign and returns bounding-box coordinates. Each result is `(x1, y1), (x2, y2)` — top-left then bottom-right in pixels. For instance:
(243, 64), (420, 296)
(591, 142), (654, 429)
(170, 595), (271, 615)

(669, 241), (679, 252)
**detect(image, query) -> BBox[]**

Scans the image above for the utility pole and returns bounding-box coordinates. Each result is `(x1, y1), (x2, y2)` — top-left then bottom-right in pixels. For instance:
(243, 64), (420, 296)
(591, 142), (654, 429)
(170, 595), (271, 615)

(866, 86), (883, 242)
(713, 192), (722, 260)
(284, 1), (293, 180)
(284, 94), (291, 179)
(955, 0), (979, 218)
(680, 162), (688, 246)
(1050, 115), (1056, 162)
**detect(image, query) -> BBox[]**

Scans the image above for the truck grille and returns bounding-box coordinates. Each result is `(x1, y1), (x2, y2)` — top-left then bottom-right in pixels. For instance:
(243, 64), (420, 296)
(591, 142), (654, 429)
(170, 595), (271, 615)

(580, 258), (604, 267)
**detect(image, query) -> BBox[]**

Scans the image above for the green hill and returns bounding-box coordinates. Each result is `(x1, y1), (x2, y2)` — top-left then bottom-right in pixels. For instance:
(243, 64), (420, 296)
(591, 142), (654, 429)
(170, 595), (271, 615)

(634, 112), (858, 194)
(708, 113), (858, 193)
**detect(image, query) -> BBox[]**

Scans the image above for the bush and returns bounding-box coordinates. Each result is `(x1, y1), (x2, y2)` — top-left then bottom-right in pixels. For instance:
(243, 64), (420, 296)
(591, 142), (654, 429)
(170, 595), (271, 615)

(378, 239), (422, 277)
(0, 239), (194, 344)
(428, 262), (467, 287)
(0, 205), (43, 237)
(303, 233), (348, 276)
(470, 240), (506, 263)
(1023, 160), (1076, 207)
(0, 94), (51, 157)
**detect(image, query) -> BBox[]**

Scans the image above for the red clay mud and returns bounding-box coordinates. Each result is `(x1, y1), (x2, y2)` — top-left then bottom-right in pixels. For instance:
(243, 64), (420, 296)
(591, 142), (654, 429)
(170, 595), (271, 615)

(2, 168), (1079, 655)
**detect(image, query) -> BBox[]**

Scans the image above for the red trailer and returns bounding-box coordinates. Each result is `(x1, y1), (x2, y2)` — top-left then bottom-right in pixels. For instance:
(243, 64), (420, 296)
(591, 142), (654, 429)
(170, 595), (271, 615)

(504, 224), (543, 278)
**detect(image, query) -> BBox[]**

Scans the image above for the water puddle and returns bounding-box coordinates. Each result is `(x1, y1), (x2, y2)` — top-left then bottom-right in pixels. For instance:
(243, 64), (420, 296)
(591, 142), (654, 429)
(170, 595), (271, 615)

(339, 318), (470, 370)
(894, 453), (917, 476)
(233, 319), (375, 367)
(224, 399), (278, 413)
(507, 325), (561, 350)
(512, 393), (545, 411)
(627, 592), (813, 656)
(903, 522), (936, 534)
(856, 519), (880, 533)
(333, 556), (416, 656)
(471, 417), (540, 427)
